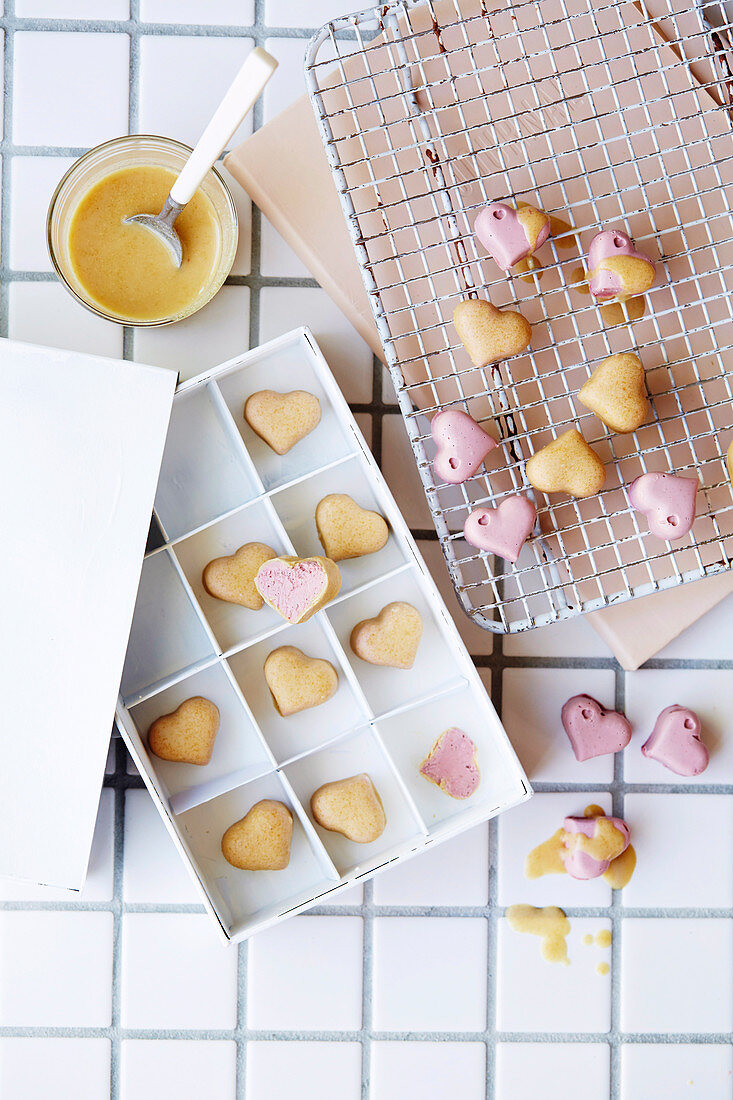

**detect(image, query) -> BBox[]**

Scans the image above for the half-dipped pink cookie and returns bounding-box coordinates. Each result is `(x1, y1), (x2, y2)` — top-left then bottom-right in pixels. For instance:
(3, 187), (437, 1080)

(561, 812), (631, 880)
(419, 728), (480, 799)
(642, 705), (709, 776)
(628, 472), (698, 540)
(431, 409), (497, 485)
(463, 495), (536, 563)
(561, 695), (632, 762)
(587, 229), (656, 299)
(254, 555), (341, 624)
(474, 202), (551, 270)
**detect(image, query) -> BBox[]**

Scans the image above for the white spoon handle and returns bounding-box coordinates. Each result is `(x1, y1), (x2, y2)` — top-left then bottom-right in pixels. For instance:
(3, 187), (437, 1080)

(170, 46), (277, 206)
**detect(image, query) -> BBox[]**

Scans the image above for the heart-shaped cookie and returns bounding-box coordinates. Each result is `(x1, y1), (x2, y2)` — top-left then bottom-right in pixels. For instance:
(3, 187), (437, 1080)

(264, 645), (339, 716)
(474, 201), (551, 269)
(202, 542), (277, 610)
(254, 555), (342, 624)
(350, 601), (423, 669)
(431, 409), (497, 484)
(315, 494), (389, 561)
(526, 429), (606, 498)
(561, 812), (630, 880)
(578, 353), (649, 434)
(147, 696), (220, 766)
(221, 800), (293, 870)
(628, 472), (698, 540)
(453, 298), (532, 368)
(561, 694), (632, 761)
(311, 773), (386, 843)
(642, 704), (709, 776)
(587, 230), (656, 300)
(244, 389), (321, 455)
(419, 727), (481, 799)
(463, 495), (536, 562)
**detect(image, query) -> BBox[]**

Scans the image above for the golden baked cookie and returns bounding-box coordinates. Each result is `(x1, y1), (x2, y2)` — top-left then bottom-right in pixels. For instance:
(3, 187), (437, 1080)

(315, 493), (389, 562)
(526, 429), (606, 498)
(264, 645), (339, 716)
(202, 542), (277, 610)
(244, 389), (321, 455)
(578, 353), (649, 434)
(221, 800), (293, 870)
(350, 602), (423, 669)
(311, 773), (386, 843)
(453, 298), (532, 368)
(147, 696), (220, 766)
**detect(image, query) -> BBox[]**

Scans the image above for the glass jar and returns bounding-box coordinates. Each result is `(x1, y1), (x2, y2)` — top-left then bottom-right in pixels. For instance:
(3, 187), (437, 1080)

(47, 134), (238, 326)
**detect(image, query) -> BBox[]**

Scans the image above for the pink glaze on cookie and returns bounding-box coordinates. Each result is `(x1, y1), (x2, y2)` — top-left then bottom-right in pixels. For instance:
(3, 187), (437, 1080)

(256, 560), (326, 622)
(642, 704), (709, 776)
(561, 695), (632, 762)
(561, 813), (631, 880)
(431, 409), (497, 485)
(419, 728), (480, 799)
(463, 495), (536, 563)
(628, 472), (698, 540)
(587, 229), (656, 299)
(474, 202), (550, 269)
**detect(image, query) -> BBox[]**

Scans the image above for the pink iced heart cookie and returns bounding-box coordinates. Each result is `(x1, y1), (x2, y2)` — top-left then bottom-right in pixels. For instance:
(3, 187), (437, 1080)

(474, 202), (551, 269)
(431, 409), (497, 485)
(254, 555), (341, 625)
(463, 495), (536, 563)
(561, 813), (631, 880)
(587, 229), (656, 299)
(561, 695), (632, 762)
(419, 728), (481, 799)
(642, 704), (709, 776)
(628, 471), (698, 540)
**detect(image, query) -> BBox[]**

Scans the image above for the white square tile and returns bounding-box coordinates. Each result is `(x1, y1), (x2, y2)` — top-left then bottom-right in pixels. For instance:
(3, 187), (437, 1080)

(262, 37), (306, 123)
(133, 285), (250, 382)
(0, 912), (113, 1026)
(372, 917), (487, 1031)
(621, 1043), (733, 1099)
(495, 1043), (610, 1100)
(655, 592), (733, 661)
(247, 1041), (362, 1100)
(624, 669), (733, 783)
(260, 219), (311, 278)
(496, 917), (612, 1033)
(0, 1038), (111, 1100)
(622, 794), (733, 909)
(121, 913), (237, 1029)
(123, 788), (201, 905)
(13, 33), (129, 148)
(121, 1040), (237, 1100)
(259, 286), (373, 403)
(0, 789), (114, 902)
(248, 916), (363, 1031)
(139, 36), (254, 149)
(502, 667), (617, 783)
(503, 614), (612, 657)
(8, 282), (123, 359)
(497, 792), (614, 908)
(371, 1041), (487, 1100)
(265, 0), (354, 27)
(419, 540), (495, 656)
(9, 157), (74, 271)
(620, 919), (733, 1033)
(373, 826), (489, 907)
(217, 162), (252, 276)
(381, 412), (432, 529)
(140, 0), (254, 21)
(16, 0), (128, 15)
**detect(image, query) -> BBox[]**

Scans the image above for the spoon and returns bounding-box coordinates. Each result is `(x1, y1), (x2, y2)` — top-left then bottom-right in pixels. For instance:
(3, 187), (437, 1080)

(125, 46), (277, 267)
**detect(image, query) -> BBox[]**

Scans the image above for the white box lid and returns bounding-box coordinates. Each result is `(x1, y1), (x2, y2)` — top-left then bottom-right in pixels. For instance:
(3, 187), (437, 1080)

(0, 338), (176, 890)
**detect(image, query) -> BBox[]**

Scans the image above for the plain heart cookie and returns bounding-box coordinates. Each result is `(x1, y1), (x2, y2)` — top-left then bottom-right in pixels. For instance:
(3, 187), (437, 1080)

(221, 800), (293, 870)
(642, 704), (709, 776)
(463, 495), (536, 562)
(419, 728), (481, 799)
(453, 298), (532, 368)
(430, 408), (497, 485)
(254, 555), (342, 624)
(147, 696), (220, 766)
(587, 229), (656, 300)
(311, 773), (386, 843)
(202, 542), (277, 610)
(561, 695), (632, 762)
(578, 353), (649, 434)
(526, 429), (606, 497)
(315, 494), (389, 561)
(350, 601), (423, 669)
(628, 471), (698, 540)
(244, 389), (321, 455)
(264, 645), (339, 716)
(474, 201), (551, 269)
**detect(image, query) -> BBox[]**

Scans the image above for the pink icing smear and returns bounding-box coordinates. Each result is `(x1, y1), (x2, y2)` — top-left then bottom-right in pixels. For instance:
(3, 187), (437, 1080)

(420, 727), (480, 799)
(256, 560), (325, 622)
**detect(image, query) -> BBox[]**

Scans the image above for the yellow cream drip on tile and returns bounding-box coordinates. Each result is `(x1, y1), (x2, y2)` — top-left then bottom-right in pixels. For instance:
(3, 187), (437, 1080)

(525, 828), (566, 879)
(582, 933), (594, 946)
(515, 256), (543, 282)
(526, 806), (635, 887)
(570, 265), (590, 295)
(600, 296), (646, 326)
(727, 441), (733, 485)
(596, 962), (610, 976)
(506, 904), (571, 965)
(603, 843), (636, 889)
(595, 929), (612, 948)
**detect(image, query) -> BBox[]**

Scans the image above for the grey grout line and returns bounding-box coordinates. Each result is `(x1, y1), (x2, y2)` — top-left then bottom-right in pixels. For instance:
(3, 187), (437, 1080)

(360, 881), (374, 1099)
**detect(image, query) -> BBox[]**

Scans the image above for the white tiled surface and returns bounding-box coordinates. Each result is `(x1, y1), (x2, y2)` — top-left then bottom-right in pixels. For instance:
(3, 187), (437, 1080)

(1, 5), (732, 1099)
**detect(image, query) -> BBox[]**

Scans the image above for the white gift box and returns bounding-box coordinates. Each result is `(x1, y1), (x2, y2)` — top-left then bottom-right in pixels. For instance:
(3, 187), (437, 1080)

(0, 338), (175, 891)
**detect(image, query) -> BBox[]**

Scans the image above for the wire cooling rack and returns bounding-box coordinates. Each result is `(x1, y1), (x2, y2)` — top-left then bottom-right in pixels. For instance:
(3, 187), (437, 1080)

(305, 0), (733, 633)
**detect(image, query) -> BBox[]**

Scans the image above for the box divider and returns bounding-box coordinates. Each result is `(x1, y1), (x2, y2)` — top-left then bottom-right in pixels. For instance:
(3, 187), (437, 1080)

(122, 650), (222, 709)
(369, 723), (431, 837)
(208, 379), (266, 496)
(276, 769), (341, 884)
(371, 675), (471, 724)
(166, 545), (224, 657)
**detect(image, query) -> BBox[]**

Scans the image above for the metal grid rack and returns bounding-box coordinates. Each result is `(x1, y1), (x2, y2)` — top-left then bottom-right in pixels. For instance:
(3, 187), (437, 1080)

(305, 0), (733, 633)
